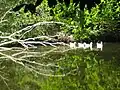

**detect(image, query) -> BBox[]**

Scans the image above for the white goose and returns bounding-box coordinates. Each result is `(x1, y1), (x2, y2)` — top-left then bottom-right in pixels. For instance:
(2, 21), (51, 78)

(69, 42), (77, 49)
(96, 41), (103, 51)
(84, 42), (93, 50)
(78, 43), (84, 48)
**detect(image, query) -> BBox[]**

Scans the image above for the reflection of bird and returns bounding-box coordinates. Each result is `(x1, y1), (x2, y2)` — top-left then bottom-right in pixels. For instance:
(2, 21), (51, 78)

(69, 42), (77, 49)
(84, 42), (93, 50)
(97, 41), (103, 51)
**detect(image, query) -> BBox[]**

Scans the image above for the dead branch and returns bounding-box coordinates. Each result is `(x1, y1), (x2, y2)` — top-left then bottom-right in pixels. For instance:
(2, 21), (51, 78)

(0, 19), (78, 80)
(0, 8), (11, 23)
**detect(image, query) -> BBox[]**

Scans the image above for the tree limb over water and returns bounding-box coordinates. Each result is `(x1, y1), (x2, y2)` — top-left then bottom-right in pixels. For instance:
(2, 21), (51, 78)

(0, 21), (75, 48)
(0, 20), (77, 83)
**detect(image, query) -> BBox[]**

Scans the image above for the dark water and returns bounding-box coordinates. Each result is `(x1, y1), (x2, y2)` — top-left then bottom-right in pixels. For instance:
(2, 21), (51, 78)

(95, 43), (120, 61)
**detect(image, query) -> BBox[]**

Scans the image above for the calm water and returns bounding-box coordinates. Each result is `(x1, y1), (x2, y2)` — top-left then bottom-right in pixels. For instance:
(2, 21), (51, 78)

(94, 43), (120, 61)
(0, 43), (120, 90)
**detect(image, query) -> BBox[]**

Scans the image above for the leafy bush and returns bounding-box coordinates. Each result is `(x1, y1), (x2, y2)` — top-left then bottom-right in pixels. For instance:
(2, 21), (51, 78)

(52, 0), (120, 42)
(1, 0), (119, 42)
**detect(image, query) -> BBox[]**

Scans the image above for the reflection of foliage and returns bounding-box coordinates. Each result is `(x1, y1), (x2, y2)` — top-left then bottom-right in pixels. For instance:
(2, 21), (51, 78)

(18, 75), (41, 90)
(0, 47), (120, 89)
(40, 52), (120, 90)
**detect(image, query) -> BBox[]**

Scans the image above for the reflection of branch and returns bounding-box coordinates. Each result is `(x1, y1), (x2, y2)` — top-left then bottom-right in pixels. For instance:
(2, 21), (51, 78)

(0, 74), (10, 90)
(0, 40), (17, 47)
(26, 64), (66, 77)
(0, 19), (78, 78)
(18, 58), (62, 68)
(0, 47), (12, 51)
(26, 64), (78, 77)
(0, 52), (24, 66)
(0, 44), (77, 77)
(19, 47), (58, 59)
(0, 48), (78, 77)
(0, 20), (8, 24)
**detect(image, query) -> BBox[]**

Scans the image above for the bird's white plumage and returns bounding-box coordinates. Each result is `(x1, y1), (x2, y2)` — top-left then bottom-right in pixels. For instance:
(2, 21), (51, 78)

(69, 42), (77, 48)
(97, 41), (103, 51)
(78, 43), (84, 48)
(84, 42), (93, 50)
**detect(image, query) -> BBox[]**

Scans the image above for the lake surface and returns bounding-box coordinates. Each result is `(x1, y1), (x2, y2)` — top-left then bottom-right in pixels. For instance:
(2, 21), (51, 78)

(0, 43), (120, 90)
(94, 43), (120, 61)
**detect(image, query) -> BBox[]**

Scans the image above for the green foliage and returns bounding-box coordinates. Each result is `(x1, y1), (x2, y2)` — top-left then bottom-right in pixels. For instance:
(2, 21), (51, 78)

(77, 0), (120, 41)
(0, 0), (54, 39)
(0, 0), (120, 41)
(51, 0), (120, 41)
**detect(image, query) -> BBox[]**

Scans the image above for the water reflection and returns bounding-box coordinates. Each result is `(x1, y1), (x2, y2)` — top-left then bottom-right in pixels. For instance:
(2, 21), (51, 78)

(0, 43), (120, 89)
